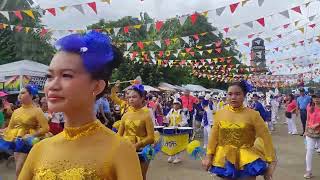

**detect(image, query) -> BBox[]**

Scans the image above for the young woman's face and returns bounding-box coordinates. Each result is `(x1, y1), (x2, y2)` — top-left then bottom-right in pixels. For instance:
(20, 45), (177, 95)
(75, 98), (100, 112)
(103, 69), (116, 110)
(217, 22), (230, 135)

(45, 51), (103, 113)
(127, 90), (144, 108)
(173, 103), (180, 110)
(227, 85), (245, 108)
(18, 88), (33, 105)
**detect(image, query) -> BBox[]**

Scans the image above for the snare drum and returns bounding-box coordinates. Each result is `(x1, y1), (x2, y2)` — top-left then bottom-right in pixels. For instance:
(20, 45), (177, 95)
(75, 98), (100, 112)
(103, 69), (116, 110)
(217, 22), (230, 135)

(154, 126), (164, 134)
(163, 127), (177, 135)
(177, 127), (193, 134)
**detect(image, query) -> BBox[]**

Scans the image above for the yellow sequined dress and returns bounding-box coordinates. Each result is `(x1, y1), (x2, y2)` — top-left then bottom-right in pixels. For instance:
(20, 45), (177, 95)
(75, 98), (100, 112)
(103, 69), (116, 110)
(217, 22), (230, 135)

(18, 120), (143, 180)
(3, 104), (49, 142)
(118, 107), (154, 150)
(207, 105), (276, 178)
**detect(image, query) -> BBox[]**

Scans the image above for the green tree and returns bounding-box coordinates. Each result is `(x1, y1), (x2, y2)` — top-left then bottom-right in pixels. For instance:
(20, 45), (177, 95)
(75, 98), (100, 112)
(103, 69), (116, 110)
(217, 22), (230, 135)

(89, 12), (246, 89)
(0, 0), (55, 65)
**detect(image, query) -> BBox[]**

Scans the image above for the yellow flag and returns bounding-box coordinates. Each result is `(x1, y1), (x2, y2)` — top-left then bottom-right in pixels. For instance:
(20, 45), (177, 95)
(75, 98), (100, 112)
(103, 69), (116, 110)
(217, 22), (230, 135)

(165, 51), (171, 56)
(196, 45), (202, 49)
(298, 27), (304, 34)
(60, 7), (67, 11)
(200, 32), (208, 36)
(105, 28), (112, 33)
(180, 52), (186, 57)
(172, 38), (178, 43)
(101, 0), (112, 4)
(202, 11), (209, 17)
(207, 49), (213, 54)
(212, 58), (218, 62)
(23, 10), (35, 19)
(224, 39), (231, 44)
(3, 24), (8, 28)
(25, 27), (30, 33)
(145, 41), (152, 46)
(242, 0), (250, 6)
(133, 24), (142, 29)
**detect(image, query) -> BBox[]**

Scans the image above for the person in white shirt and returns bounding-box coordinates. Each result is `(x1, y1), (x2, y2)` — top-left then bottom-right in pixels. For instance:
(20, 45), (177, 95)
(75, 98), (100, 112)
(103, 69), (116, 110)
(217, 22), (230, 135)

(201, 100), (213, 149)
(270, 95), (280, 124)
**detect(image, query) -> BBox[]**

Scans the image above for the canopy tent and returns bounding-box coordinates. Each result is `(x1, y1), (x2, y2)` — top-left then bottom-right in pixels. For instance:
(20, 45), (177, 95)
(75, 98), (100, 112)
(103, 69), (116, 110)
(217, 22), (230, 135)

(0, 60), (48, 93)
(182, 84), (211, 92)
(124, 85), (160, 92)
(210, 88), (225, 93)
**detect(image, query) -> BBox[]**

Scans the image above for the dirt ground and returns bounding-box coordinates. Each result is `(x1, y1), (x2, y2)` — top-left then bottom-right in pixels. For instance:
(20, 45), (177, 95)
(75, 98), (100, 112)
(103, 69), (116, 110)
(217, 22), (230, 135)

(1, 114), (319, 180)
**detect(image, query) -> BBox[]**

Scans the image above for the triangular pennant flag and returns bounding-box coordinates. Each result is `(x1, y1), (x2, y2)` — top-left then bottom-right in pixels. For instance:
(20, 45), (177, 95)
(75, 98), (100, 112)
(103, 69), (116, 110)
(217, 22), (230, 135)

(291, 6), (302, 14)
(216, 6), (226, 16)
(87, 2), (97, 14)
(137, 41), (144, 49)
(155, 21), (164, 31)
(15, 25), (23, 32)
(10, 25), (14, 31)
(190, 13), (198, 25)
(146, 23), (151, 32)
(0, 11), (10, 21)
(101, 0), (112, 4)
(248, 34), (255, 38)
(244, 21), (253, 28)
(202, 11), (209, 17)
(223, 27), (229, 33)
(215, 48), (222, 54)
(189, 52), (195, 56)
(244, 42), (250, 47)
(164, 39), (171, 46)
(298, 27), (304, 34)
(14, 11), (23, 20)
(124, 26), (129, 33)
(193, 34), (199, 40)
(154, 40), (161, 48)
(123, 51), (129, 57)
(134, 24), (142, 29)
(215, 41), (222, 47)
(258, 0), (265, 6)
(73, 5), (85, 14)
(283, 23), (290, 29)
(150, 51), (155, 59)
(309, 15), (316, 22)
(229, 2), (240, 14)
(158, 51), (164, 57)
(127, 43), (133, 50)
(225, 46), (231, 52)
(277, 34), (282, 38)
(185, 48), (192, 53)
(60, 6), (67, 11)
(46, 8), (56, 16)
(199, 51), (204, 56)
(256, 17), (265, 27)
(242, 0), (250, 6)
(22, 10), (35, 19)
(113, 28), (120, 36)
(294, 20), (299, 26)
(279, 10), (290, 19)
(25, 27), (30, 33)
(207, 49), (213, 54)
(181, 36), (190, 44)
(179, 16), (188, 25)
(40, 28), (48, 37)
(309, 24), (316, 28)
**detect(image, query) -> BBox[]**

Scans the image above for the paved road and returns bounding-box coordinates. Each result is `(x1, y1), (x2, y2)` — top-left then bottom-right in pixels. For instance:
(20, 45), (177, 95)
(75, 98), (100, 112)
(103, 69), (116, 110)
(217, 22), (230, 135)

(1, 114), (319, 180)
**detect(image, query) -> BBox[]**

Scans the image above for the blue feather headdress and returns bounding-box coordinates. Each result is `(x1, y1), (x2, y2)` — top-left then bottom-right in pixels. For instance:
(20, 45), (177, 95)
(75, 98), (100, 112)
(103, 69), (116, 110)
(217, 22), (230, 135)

(55, 31), (114, 73)
(129, 84), (145, 95)
(25, 84), (39, 96)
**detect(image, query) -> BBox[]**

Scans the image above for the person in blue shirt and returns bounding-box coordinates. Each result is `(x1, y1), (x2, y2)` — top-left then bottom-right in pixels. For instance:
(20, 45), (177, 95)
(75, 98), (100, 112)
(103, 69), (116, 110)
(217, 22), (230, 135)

(297, 88), (312, 135)
(95, 94), (112, 127)
(252, 94), (267, 121)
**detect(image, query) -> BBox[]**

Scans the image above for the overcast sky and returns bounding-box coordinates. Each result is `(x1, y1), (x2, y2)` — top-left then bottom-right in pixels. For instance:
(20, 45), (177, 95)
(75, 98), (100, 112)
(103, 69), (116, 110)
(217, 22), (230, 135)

(33, 0), (320, 75)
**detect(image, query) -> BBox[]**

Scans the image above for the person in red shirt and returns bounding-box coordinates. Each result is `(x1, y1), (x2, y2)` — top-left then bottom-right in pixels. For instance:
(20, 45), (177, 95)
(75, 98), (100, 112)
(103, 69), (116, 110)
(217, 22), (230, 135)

(180, 89), (198, 127)
(285, 94), (298, 135)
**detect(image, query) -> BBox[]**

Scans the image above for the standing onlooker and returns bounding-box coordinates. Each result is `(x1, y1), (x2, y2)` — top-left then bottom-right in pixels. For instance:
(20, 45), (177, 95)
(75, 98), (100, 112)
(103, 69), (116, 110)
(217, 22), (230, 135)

(271, 95), (280, 124)
(297, 88), (312, 136)
(180, 89), (198, 127)
(252, 94), (267, 121)
(286, 94), (298, 135)
(265, 104), (274, 132)
(304, 91), (320, 179)
(201, 100), (213, 149)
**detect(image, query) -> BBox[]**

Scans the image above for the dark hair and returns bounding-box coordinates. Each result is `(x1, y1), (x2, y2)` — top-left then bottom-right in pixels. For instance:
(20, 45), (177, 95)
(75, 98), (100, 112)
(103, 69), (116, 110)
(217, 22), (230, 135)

(229, 81), (248, 95)
(90, 46), (123, 99)
(129, 88), (147, 99)
(288, 94), (295, 103)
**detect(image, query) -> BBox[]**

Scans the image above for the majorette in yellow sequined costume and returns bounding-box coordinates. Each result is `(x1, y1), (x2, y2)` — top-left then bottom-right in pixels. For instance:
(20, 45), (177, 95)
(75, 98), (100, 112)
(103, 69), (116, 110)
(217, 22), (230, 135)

(0, 104), (49, 153)
(18, 120), (142, 180)
(118, 106), (155, 152)
(207, 104), (276, 178)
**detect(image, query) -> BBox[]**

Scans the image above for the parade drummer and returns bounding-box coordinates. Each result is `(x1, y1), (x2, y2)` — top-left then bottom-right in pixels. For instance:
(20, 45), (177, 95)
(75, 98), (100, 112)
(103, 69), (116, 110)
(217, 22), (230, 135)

(202, 81), (276, 180)
(201, 99), (213, 149)
(164, 99), (188, 164)
(0, 84), (49, 178)
(117, 84), (155, 180)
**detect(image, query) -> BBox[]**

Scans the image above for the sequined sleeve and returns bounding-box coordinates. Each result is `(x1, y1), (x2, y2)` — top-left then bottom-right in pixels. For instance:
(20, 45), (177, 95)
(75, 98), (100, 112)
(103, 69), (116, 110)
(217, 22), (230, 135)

(137, 113), (154, 148)
(114, 141), (143, 180)
(207, 114), (219, 155)
(252, 111), (276, 163)
(117, 119), (125, 136)
(110, 86), (125, 106)
(35, 108), (50, 135)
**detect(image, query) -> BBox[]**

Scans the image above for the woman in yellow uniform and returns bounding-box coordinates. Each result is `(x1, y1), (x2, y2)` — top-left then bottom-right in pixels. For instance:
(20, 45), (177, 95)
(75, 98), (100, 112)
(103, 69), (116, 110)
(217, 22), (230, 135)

(18, 31), (142, 180)
(202, 81), (277, 180)
(0, 84), (49, 178)
(118, 84), (155, 180)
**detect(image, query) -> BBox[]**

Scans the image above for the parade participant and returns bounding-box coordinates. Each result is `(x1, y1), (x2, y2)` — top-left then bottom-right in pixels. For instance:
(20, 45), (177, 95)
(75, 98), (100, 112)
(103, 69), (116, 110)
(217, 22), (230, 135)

(164, 99), (188, 164)
(0, 84), (49, 178)
(297, 88), (312, 136)
(303, 91), (320, 179)
(201, 99), (213, 149)
(181, 89), (198, 127)
(270, 95), (279, 124)
(265, 104), (274, 132)
(110, 82), (131, 118)
(118, 84), (155, 180)
(286, 94), (298, 135)
(252, 94), (267, 121)
(19, 31), (142, 180)
(202, 81), (276, 180)
(153, 96), (164, 126)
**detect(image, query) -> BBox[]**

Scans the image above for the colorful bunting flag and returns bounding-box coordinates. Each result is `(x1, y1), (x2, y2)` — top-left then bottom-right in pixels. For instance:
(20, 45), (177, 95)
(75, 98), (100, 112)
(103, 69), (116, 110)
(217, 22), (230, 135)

(190, 13), (198, 25)
(216, 6), (226, 16)
(73, 5), (85, 14)
(229, 2), (240, 14)
(0, 11), (10, 21)
(179, 16), (188, 25)
(22, 10), (35, 19)
(244, 21), (254, 28)
(155, 21), (164, 31)
(46, 8), (56, 16)
(124, 26), (129, 33)
(87, 2), (97, 14)
(279, 10), (290, 19)
(291, 6), (302, 14)
(14, 11), (23, 20)
(258, 0), (264, 7)
(256, 17), (265, 27)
